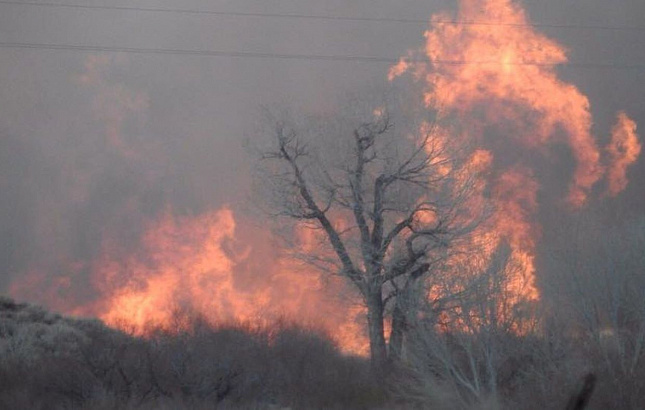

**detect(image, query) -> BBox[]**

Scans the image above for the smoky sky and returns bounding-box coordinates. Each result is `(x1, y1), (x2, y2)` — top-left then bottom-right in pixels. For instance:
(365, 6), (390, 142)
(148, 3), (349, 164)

(0, 0), (644, 311)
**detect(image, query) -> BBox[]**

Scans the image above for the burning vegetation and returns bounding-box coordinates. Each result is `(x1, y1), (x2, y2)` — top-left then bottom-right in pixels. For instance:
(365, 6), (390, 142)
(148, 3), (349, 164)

(3, 0), (644, 408)
(90, 207), (368, 355)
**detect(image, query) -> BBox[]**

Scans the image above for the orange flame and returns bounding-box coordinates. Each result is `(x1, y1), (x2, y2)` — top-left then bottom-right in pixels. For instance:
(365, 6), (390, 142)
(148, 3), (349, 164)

(390, 0), (606, 207)
(489, 167), (540, 299)
(89, 208), (368, 355)
(606, 112), (641, 196)
(391, 0), (641, 305)
(7, 0), (641, 355)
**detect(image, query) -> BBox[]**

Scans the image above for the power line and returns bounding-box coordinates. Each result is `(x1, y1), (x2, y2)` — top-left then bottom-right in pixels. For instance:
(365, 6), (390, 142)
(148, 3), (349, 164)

(0, 41), (399, 62)
(1, 41), (645, 71)
(1, 0), (644, 32)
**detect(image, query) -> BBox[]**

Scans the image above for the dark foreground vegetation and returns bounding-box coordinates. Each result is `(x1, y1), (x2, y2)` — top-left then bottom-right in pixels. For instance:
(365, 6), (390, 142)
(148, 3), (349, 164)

(0, 297), (383, 410)
(1, 296), (644, 409)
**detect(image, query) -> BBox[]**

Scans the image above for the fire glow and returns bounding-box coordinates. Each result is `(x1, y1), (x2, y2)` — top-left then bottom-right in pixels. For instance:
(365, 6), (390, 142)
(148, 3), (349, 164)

(8, 0), (641, 355)
(390, 0), (641, 306)
(91, 208), (369, 355)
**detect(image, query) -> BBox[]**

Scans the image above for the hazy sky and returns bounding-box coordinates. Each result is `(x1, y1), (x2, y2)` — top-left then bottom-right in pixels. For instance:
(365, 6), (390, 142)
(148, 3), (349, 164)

(0, 0), (643, 311)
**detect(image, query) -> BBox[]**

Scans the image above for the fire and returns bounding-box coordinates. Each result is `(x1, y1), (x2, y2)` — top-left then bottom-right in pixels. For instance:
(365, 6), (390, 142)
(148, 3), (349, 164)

(89, 207), (368, 355)
(93, 208), (241, 329)
(393, 0), (602, 207)
(606, 112), (641, 196)
(391, 0), (640, 305)
(6, 0), (641, 358)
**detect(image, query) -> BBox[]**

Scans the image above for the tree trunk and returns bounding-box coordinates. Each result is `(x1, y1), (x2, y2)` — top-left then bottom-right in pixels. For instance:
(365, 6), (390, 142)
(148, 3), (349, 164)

(390, 274), (423, 364)
(389, 300), (406, 363)
(366, 290), (387, 375)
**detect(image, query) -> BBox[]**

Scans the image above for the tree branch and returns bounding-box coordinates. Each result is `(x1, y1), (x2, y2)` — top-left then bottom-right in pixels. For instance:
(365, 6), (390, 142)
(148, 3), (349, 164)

(274, 127), (363, 285)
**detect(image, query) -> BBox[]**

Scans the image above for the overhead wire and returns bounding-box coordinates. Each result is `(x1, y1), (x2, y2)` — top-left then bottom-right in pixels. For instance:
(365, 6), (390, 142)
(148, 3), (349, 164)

(1, 40), (645, 71)
(1, 1), (644, 70)
(0, 0), (644, 32)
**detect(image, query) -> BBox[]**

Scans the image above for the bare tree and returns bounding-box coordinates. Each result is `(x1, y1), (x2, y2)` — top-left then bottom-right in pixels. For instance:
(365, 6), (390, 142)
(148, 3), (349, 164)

(544, 211), (645, 407)
(402, 242), (539, 408)
(253, 105), (483, 373)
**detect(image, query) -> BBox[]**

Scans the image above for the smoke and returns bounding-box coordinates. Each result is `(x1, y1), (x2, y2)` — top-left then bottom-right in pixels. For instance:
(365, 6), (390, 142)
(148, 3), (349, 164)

(0, 0), (643, 351)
